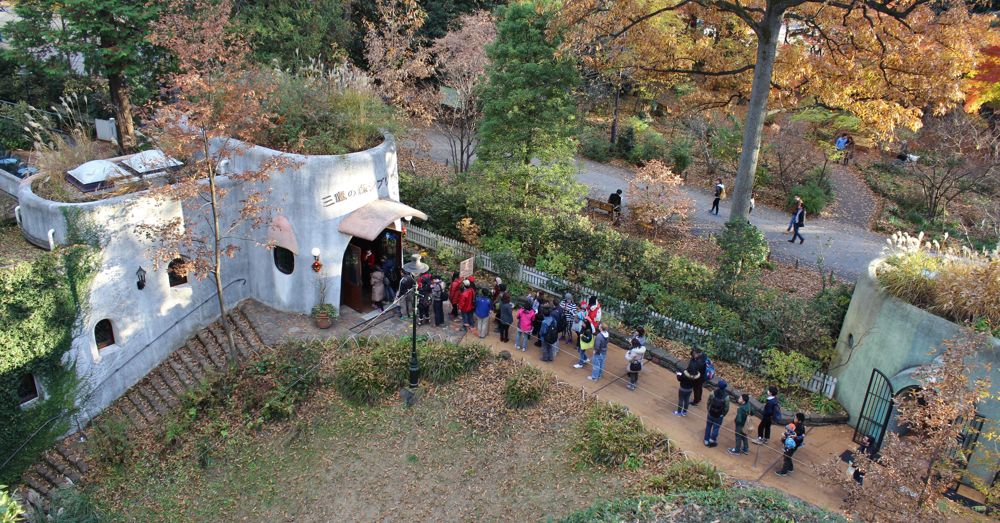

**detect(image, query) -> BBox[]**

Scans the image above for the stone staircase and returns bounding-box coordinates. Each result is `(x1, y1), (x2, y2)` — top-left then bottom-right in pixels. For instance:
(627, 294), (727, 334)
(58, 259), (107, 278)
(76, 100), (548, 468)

(17, 304), (268, 513)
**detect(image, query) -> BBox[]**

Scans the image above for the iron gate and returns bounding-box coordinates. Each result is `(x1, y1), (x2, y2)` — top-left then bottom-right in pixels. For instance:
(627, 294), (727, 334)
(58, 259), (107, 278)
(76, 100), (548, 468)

(853, 368), (894, 452)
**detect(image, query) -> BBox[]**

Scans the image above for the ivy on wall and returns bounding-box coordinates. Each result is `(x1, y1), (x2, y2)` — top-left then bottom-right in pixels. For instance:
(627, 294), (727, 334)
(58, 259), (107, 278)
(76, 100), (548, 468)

(0, 244), (99, 485)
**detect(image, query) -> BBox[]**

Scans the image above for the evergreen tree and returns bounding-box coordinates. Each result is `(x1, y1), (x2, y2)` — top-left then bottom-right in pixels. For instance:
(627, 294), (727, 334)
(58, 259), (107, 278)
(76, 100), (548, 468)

(477, 1), (579, 165)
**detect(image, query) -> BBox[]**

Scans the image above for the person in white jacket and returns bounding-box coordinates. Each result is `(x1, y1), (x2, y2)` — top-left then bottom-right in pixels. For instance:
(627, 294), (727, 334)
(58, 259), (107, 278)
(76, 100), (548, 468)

(624, 339), (647, 391)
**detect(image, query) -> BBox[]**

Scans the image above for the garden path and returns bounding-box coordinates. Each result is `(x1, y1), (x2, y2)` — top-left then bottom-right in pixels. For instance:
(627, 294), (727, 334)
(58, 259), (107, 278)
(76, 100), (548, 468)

(410, 130), (888, 283)
(824, 162), (879, 230)
(459, 327), (854, 514)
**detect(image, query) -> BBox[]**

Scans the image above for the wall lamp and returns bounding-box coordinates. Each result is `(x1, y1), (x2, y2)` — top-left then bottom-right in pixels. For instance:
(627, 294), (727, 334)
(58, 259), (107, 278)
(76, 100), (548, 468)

(311, 247), (323, 272)
(136, 266), (147, 290)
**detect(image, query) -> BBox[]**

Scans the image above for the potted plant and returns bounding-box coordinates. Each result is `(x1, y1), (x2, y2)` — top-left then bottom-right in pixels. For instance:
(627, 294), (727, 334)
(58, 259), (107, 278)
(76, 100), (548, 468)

(312, 277), (336, 329)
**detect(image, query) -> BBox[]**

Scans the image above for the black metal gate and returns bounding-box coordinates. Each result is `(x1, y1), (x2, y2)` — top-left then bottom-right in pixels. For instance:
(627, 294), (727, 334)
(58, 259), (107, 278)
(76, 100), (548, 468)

(853, 368), (894, 452)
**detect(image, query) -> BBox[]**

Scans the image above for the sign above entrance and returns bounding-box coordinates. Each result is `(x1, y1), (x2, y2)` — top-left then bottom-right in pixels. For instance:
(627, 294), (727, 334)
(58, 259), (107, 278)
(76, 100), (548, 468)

(459, 256), (475, 279)
(321, 172), (397, 208)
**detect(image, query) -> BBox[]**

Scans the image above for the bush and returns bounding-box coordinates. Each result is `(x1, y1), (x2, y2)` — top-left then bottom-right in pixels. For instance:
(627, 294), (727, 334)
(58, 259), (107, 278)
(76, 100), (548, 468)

(644, 460), (723, 493)
(809, 393), (843, 415)
(788, 176), (834, 215)
(503, 365), (549, 408)
(334, 352), (395, 404)
(87, 416), (135, 467)
(669, 139), (693, 174)
(0, 102), (32, 152)
(933, 259), (1000, 330)
(626, 130), (668, 165)
(1, 485), (23, 523)
(42, 486), (102, 523)
(716, 221), (769, 286)
(763, 349), (821, 389)
(419, 341), (490, 384)
(579, 125), (613, 162)
(248, 339), (324, 421)
(572, 403), (658, 468)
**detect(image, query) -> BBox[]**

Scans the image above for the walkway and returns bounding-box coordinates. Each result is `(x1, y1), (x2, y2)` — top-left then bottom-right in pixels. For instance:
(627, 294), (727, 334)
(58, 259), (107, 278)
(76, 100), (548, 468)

(825, 162), (879, 230)
(459, 325), (852, 514)
(409, 129), (887, 283)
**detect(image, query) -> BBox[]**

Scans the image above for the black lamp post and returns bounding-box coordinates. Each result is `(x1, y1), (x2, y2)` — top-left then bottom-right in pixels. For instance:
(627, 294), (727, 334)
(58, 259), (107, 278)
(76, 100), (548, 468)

(136, 266), (146, 290)
(402, 253), (428, 391)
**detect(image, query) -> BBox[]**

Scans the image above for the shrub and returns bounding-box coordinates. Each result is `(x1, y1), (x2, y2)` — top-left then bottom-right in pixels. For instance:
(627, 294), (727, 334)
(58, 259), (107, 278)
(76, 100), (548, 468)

(0, 102), (31, 152)
(762, 349), (821, 389)
(809, 393), (843, 415)
(669, 139), (693, 174)
(788, 176), (834, 215)
(87, 416), (135, 467)
(579, 125), (613, 162)
(503, 365), (549, 408)
(572, 403), (658, 468)
(716, 221), (769, 286)
(1, 486), (23, 523)
(419, 341), (490, 384)
(627, 130), (668, 164)
(334, 352), (395, 404)
(876, 251), (942, 308)
(644, 460), (723, 493)
(42, 486), (101, 523)
(933, 259), (1000, 330)
(250, 339), (324, 421)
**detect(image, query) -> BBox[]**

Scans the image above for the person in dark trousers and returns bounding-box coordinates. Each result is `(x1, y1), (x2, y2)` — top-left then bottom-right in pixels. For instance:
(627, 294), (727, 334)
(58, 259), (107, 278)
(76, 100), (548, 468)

(673, 367), (701, 416)
(703, 380), (730, 447)
(755, 385), (781, 444)
(540, 309), (558, 361)
(774, 423), (798, 476)
(588, 322), (609, 381)
(728, 394), (752, 455)
(430, 276), (445, 326)
(497, 295), (513, 342)
(788, 202), (806, 244)
(624, 339), (646, 390)
(850, 435), (877, 485)
(559, 293), (577, 342)
(710, 178), (725, 215)
(398, 272), (415, 319)
(688, 348), (708, 406)
(532, 302), (548, 347)
(776, 413), (806, 476)
(448, 272), (462, 321)
(608, 189), (623, 223)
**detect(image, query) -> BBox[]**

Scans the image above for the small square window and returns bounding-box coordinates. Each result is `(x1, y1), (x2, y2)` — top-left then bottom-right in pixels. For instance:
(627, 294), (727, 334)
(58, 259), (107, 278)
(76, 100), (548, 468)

(168, 257), (189, 287)
(18, 374), (39, 405)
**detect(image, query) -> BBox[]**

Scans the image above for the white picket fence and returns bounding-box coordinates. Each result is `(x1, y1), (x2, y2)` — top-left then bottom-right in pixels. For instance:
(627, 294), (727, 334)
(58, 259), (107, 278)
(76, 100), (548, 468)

(406, 225), (838, 398)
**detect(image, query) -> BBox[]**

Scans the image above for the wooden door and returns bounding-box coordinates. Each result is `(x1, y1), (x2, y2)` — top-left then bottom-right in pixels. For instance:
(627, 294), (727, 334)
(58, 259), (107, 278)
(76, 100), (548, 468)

(341, 244), (365, 312)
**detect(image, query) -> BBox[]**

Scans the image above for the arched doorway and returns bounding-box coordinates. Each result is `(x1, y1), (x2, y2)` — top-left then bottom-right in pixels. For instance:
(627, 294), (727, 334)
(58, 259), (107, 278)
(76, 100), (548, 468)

(340, 229), (401, 313)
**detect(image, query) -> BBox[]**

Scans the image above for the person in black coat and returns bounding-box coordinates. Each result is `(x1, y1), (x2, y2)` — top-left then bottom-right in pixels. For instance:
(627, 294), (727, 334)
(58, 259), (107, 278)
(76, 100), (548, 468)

(788, 202), (806, 244)
(688, 348), (708, 406)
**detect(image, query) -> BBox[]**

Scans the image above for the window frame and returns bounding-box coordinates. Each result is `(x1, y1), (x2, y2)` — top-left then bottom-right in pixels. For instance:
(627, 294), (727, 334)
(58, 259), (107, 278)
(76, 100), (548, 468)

(167, 257), (190, 287)
(273, 246), (295, 275)
(94, 319), (116, 350)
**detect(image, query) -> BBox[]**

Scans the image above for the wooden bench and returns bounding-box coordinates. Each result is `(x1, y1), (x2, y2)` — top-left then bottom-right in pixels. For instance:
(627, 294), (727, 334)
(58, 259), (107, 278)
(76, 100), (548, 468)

(586, 197), (618, 218)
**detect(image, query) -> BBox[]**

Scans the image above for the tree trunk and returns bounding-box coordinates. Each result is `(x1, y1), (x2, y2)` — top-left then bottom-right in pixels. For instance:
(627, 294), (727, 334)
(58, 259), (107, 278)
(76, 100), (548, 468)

(206, 147), (239, 367)
(728, 9), (784, 222)
(610, 78), (622, 145)
(108, 72), (137, 155)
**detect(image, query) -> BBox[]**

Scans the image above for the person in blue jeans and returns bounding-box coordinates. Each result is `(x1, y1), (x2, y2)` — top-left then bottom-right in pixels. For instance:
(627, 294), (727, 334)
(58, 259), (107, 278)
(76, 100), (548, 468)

(703, 380), (730, 447)
(588, 323), (609, 381)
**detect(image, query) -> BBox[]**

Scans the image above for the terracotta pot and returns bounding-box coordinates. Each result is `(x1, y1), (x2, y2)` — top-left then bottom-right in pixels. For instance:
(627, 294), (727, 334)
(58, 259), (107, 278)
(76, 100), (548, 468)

(314, 312), (332, 329)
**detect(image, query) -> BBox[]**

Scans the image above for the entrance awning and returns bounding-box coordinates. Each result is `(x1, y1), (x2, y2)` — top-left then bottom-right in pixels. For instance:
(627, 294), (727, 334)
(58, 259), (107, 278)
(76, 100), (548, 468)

(338, 199), (427, 241)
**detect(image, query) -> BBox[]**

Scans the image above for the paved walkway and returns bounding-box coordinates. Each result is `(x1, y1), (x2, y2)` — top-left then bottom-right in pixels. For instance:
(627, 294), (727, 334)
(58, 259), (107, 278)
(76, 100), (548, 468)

(408, 130), (887, 283)
(825, 162), (879, 230)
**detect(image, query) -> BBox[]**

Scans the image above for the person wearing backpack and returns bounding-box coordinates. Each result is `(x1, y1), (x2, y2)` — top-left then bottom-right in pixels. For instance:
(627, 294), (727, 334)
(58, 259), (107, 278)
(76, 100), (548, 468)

(574, 313), (595, 369)
(674, 366), (700, 415)
(540, 310), (559, 361)
(703, 380), (730, 447)
(755, 385), (781, 444)
(710, 178), (725, 215)
(514, 301), (535, 351)
(624, 339), (646, 390)
(728, 394), (753, 456)
(777, 413), (806, 476)
(430, 276), (445, 327)
(588, 322), (609, 381)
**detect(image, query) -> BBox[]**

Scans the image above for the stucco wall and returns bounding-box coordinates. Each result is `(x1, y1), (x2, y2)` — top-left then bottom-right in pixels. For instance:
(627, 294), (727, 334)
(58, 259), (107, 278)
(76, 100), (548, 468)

(830, 258), (999, 485)
(12, 135), (402, 423)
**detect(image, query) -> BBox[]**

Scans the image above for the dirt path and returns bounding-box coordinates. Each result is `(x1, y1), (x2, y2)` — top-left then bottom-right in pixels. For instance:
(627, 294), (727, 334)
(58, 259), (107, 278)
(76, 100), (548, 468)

(824, 162), (879, 229)
(407, 130), (887, 283)
(460, 331), (853, 515)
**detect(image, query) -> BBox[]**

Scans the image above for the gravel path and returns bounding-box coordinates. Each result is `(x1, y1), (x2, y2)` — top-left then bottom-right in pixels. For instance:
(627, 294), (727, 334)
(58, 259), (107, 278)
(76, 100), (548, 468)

(409, 130), (887, 283)
(824, 162), (879, 229)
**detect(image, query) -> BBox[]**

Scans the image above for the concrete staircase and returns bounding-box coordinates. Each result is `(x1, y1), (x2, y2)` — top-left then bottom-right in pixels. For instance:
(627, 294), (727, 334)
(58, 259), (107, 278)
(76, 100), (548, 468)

(17, 305), (268, 512)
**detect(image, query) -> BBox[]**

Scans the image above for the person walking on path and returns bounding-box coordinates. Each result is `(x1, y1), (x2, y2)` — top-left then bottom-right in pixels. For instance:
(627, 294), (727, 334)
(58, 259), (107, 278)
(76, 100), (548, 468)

(458, 280), (476, 333)
(448, 272), (462, 321)
(755, 385), (781, 444)
(559, 293), (577, 342)
(430, 276), (446, 327)
(514, 301), (535, 351)
(673, 367), (701, 416)
(574, 313), (596, 369)
(710, 178), (725, 215)
(588, 322), (609, 381)
(540, 309), (558, 361)
(398, 272), (415, 319)
(474, 288), (492, 338)
(788, 202), (806, 244)
(688, 348), (708, 407)
(370, 268), (386, 312)
(728, 394), (753, 455)
(497, 295), (513, 343)
(624, 339), (646, 390)
(703, 380), (730, 447)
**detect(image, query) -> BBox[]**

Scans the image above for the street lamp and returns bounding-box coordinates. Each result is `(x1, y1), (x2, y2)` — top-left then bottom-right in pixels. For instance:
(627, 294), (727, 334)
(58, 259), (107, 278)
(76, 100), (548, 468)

(402, 253), (428, 395)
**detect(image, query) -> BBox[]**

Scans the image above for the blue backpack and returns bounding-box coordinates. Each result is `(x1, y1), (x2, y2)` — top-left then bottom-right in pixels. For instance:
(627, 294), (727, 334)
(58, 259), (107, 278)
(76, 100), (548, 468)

(705, 357), (716, 381)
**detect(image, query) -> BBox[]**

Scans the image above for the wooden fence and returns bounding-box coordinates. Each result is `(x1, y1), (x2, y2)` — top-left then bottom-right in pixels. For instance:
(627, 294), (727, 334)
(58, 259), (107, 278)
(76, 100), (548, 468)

(406, 225), (838, 398)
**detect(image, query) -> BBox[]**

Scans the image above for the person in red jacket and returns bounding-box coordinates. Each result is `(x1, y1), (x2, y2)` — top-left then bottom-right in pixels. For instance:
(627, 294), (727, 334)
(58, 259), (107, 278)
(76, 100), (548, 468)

(448, 271), (462, 321)
(458, 280), (476, 332)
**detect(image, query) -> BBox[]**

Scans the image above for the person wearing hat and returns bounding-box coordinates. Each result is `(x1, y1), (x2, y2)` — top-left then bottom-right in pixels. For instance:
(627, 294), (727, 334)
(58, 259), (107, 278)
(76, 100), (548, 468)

(673, 367), (701, 416)
(703, 380), (730, 447)
(775, 423), (799, 476)
(458, 279), (476, 333)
